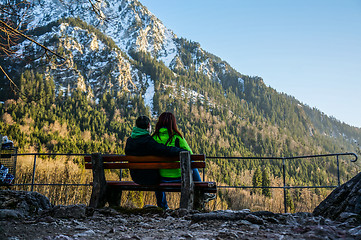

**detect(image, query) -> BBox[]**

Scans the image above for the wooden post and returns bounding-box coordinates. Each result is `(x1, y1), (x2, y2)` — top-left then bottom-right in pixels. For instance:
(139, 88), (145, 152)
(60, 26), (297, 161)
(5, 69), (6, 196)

(194, 190), (205, 210)
(106, 169), (122, 207)
(180, 151), (194, 210)
(89, 153), (107, 208)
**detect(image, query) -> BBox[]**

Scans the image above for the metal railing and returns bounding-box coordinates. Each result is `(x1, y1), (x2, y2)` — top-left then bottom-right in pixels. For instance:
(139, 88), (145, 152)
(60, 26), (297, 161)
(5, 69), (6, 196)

(5, 152), (359, 212)
(12, 153), (90, 191)
(208, 152), (358, 212)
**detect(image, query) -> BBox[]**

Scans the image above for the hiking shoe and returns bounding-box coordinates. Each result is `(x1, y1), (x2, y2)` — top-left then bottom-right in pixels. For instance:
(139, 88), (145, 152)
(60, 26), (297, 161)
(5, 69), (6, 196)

(204, 193), (216, 203)
(143, 205), (158, 209)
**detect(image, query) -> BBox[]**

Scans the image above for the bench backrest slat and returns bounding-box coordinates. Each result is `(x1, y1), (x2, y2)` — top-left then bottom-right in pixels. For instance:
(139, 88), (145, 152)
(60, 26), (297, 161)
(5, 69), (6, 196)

(84, 154), (206, 170)
(85, 161), (205, 169)
(84, 154), (205, 163)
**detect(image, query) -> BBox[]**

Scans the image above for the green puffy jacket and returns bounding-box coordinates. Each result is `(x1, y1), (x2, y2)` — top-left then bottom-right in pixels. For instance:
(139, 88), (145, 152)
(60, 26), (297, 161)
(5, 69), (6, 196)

(153, 128), (193, 178)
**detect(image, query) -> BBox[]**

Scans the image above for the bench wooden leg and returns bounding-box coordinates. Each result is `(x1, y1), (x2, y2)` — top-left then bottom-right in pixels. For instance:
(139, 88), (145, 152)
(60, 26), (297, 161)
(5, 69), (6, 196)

(180, 151), (194, 210)
(89, 153), (107, 208)
(106, 186), (122, 207)
(194, 190), (205, 210)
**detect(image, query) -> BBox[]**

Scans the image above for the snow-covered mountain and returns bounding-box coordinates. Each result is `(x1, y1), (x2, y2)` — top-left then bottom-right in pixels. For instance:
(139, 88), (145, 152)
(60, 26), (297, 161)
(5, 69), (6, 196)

(2, 0), (237, 106)
(24, 0), (177, 64)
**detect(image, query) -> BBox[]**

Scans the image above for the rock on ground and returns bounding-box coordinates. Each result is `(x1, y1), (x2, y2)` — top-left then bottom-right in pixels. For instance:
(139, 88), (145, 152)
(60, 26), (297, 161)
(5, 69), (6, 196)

(313, 171), (361, 220)
(1, 189), (361, 239)
(0, 190), (53, 219)
(1, 205), (360, 240)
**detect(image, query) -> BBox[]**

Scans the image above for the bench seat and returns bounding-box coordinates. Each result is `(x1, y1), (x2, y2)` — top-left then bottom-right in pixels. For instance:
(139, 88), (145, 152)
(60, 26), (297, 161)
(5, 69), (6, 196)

(91, 181), (217, 193)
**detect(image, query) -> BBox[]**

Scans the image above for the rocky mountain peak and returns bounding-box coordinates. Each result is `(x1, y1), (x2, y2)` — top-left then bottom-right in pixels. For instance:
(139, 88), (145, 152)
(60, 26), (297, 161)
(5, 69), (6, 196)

(4, 0), (232, 105)
(19, 0), (177, 62)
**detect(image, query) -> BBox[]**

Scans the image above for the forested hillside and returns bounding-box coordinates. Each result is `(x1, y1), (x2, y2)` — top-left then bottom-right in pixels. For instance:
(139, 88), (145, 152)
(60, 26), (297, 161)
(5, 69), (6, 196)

(1, 0), (360, 211)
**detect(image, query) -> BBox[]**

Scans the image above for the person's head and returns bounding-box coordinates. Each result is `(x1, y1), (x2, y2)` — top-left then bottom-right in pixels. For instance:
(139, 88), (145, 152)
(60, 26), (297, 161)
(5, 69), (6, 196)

(153, 112), (183, 139)
(135, 116), (151, 132)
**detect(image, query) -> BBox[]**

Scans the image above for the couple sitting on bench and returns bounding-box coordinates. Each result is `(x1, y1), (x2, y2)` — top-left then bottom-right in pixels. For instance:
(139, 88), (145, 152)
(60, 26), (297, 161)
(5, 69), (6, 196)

(125, 112), (216, 210)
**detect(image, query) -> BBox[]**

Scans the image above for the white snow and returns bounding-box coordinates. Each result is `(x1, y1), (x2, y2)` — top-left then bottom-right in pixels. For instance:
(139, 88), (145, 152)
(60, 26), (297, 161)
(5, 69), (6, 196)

(158, 29), (177, 67)
(143, 76), (154, 111)
(238, 78), (245, 92)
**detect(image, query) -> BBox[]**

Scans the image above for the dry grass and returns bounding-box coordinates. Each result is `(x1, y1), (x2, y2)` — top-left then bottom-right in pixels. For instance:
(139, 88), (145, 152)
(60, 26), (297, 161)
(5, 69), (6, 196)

(14, 155), (92, 205)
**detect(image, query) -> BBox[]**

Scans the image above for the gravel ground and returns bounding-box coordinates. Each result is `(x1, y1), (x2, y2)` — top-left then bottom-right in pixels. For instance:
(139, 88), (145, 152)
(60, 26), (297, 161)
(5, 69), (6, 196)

(1, 207), (361, 240)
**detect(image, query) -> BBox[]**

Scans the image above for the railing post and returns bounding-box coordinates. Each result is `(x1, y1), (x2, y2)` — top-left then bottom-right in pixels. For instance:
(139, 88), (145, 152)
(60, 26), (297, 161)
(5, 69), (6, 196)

(283, 157), (287, 213)
(30, 154), (37, 192)
(12, 147), (18, 182)
(337, 155), (340, 186)
(180, 151), (194, 210)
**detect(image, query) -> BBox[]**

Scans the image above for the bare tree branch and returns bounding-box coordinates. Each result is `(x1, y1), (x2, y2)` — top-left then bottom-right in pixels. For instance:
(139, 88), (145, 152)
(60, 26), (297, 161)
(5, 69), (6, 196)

(0, 20), (65, 60)
(87, 0), (108, 22)
(0, 65), (20, 92)
(0, 1), (62, 97)
(0, 0), (106, 97)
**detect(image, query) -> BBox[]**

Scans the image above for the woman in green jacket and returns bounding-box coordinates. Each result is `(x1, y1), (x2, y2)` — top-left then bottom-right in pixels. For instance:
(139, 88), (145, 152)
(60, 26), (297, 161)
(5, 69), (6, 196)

(152, 112), (202, 181)
(152, 112), (216, 209)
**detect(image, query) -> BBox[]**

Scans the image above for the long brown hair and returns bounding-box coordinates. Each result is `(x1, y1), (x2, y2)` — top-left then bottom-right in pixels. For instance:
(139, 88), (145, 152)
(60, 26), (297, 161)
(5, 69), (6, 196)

(152, 112), (183, 145)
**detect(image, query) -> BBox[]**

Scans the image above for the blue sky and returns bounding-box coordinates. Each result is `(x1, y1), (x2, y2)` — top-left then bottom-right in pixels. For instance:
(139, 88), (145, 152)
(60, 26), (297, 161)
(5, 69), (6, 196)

(140, 0), (361, 128)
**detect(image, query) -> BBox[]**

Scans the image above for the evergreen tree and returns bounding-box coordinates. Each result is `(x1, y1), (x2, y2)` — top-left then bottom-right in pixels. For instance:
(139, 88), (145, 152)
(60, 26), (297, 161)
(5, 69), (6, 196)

(262, 167), (271, 197)
(285, 189), (295, 213)
(252, 168), (262, 195)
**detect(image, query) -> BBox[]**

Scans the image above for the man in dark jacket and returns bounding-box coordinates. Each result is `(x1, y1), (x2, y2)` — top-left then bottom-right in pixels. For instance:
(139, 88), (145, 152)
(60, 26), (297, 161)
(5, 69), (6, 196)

(124, 116), (183, 209)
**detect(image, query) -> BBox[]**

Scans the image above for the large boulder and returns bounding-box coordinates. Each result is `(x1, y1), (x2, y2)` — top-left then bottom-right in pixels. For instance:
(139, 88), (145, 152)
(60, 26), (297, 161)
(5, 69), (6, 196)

(0, 190), (53, 218)
(313, 172), (361, 220)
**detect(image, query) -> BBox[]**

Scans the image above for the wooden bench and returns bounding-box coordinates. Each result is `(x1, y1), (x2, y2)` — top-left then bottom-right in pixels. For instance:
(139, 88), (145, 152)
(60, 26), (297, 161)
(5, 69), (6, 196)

(85, 151), (217, 210)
